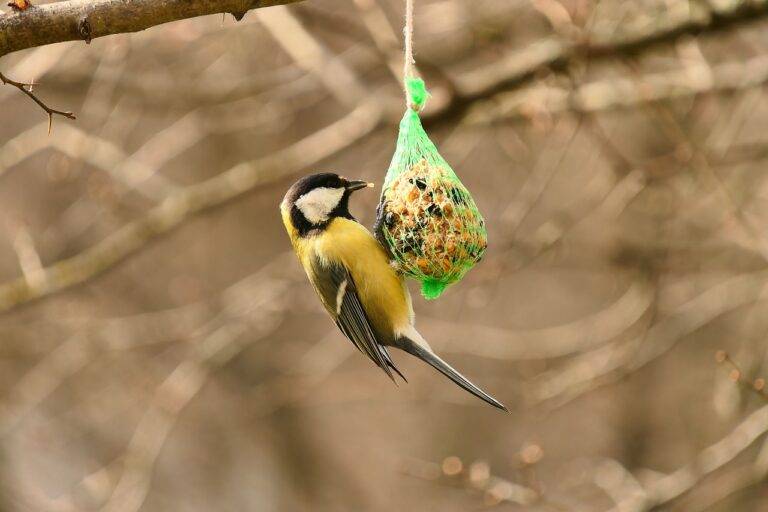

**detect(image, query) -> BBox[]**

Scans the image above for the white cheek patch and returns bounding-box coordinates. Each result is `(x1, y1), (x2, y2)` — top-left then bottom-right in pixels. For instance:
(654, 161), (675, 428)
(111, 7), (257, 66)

(295, 187), (345, 224)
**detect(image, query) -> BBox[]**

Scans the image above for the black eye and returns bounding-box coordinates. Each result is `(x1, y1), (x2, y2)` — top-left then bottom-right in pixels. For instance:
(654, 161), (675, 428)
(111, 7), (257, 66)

(326, 175), (344, 189)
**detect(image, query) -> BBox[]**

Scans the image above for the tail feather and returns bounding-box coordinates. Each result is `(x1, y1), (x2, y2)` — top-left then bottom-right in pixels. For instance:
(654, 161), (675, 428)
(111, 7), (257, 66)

(398, 337), (508, 412)
(381, 345), (408, 383)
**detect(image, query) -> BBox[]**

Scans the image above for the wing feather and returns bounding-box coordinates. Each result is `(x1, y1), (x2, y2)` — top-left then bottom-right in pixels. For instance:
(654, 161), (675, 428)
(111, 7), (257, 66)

(309, 255), (404, 381)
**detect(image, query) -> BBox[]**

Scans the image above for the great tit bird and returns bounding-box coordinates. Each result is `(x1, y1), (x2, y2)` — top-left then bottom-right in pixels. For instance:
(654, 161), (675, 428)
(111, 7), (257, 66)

(280, 172), (506, 411)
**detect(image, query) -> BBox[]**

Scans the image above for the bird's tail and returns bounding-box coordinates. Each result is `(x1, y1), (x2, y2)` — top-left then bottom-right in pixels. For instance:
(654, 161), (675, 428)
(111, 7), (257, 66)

(397, 336), (508, 412)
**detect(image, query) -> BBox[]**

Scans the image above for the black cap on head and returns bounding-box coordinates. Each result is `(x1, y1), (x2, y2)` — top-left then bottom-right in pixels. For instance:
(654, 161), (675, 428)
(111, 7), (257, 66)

(283, 173), (371, 236)
(284, 173), (346, 206)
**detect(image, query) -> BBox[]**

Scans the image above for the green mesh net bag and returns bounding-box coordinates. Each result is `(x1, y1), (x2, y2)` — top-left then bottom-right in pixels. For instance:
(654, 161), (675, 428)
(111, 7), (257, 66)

(375, 78), (487, 300)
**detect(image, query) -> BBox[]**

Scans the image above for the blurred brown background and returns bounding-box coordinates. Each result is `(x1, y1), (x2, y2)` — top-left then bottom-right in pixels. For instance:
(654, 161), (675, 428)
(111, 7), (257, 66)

(1, 0), (768, 510)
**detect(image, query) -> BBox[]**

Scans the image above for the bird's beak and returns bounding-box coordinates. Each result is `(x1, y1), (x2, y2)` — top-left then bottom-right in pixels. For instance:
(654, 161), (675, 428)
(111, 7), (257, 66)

(346, 180), (374, 192)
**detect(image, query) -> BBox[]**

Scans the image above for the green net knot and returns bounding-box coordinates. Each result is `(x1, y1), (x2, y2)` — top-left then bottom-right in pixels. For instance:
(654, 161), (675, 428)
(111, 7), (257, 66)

(421, 279), (448, 300)
(406, 77), (429, 110)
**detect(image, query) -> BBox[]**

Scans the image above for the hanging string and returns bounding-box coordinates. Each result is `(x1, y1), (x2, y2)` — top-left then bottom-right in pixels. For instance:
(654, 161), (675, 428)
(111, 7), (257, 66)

(403, 0), (428, 110)
(403, 0), (415, 83)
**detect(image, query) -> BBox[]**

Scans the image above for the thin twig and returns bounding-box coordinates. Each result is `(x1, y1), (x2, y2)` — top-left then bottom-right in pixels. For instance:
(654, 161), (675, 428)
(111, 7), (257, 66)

(0, 70), (75, 132)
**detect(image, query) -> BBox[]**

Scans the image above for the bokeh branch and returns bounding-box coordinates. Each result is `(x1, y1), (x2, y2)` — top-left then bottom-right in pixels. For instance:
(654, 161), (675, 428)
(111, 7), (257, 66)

(467, 54), (768, 122)
(607, 403), (768, 512)
(4, 1), (768, 510)
(428, 0), (768, 121)
(0, 101), (381, 313)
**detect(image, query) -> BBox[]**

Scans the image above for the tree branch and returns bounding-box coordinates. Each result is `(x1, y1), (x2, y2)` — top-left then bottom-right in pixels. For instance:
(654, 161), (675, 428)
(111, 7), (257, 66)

(0, 0), (305, 124)
(0, 0), (305, 58)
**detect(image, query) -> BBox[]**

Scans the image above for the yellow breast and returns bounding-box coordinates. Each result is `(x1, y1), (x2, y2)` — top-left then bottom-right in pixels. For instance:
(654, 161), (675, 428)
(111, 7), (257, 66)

(284, 212), (413, 339)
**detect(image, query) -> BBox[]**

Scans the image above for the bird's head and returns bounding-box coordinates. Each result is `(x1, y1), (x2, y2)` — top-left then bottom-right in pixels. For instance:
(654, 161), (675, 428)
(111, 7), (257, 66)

(281, 173), (373, 235)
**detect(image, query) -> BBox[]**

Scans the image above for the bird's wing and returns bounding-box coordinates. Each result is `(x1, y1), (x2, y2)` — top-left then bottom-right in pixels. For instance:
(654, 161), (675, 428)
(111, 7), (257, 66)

(309, 255), (404, 382)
